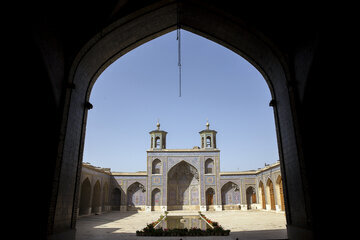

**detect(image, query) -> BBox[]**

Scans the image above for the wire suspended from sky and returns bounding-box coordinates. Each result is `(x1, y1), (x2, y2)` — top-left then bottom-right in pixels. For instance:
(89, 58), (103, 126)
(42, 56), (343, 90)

(177, 0), (182, 97)
(177, 27), (182, 97)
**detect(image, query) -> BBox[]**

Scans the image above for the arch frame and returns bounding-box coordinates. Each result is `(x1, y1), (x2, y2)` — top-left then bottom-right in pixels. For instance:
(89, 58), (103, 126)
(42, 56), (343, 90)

(126, 181), (146, 211)
(51, 1), (312, 238)
(221, 181), (241, 210)
(152, 158), (162, 174)
(151, 187), (162, 211)
(204, 158), (214, 174)
(167, 160), (199, 210)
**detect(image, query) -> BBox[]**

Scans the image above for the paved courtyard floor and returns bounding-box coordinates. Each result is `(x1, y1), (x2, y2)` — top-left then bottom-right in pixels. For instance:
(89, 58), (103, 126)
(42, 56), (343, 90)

(76, 210), (287, 240)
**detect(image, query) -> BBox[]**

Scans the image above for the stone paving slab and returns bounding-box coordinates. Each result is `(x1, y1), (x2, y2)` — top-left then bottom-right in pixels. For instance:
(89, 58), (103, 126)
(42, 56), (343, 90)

(75, 210), (287, 240)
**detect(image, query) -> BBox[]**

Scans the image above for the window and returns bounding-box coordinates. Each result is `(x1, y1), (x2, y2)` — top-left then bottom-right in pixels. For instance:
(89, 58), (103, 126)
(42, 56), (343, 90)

(155, 137), (160, 148)
(205, 158), (214, 174)
(152, 159), (161, 174)
(206, 136), (211, 147)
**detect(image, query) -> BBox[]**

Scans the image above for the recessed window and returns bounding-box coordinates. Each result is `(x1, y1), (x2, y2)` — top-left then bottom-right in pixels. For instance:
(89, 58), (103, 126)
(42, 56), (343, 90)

(152, 159), (161, 174)
(206, 136), (211, 147)
(155, 137), (160, 148)
(205, 158), (214, 174)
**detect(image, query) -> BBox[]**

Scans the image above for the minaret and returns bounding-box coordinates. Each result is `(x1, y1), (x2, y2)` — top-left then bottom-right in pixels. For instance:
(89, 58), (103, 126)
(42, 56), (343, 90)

(149, 121), (167, 150)
(199, 120), (217, 149)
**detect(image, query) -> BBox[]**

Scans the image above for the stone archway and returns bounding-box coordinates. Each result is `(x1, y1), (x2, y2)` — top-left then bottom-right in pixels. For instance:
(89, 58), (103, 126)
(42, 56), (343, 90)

(127, 182), (146, 211)
(167, 161), (199, 210)
(276, 176), (285, 211)
(111, 188), (121, 211)
(46, 1), (317, 238)
(266, 178), (276, 210)
(79, 178), (91, 216)
(221, 182), (240, 210)
(206, 188), (215, 211)
(91, 180), (101, 214)
(246, 186), (256, 210)
(102, 182), (109, 212)
(259, 181), (266, 210)
(151, 188), (161, 211)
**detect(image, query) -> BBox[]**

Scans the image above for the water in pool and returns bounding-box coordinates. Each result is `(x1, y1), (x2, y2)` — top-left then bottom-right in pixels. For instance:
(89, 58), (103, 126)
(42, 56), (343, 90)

(156, 215), (211, 230)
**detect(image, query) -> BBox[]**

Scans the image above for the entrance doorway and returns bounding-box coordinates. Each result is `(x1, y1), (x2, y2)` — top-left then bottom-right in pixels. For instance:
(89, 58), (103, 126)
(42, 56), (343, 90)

(206, 188), (215, 210)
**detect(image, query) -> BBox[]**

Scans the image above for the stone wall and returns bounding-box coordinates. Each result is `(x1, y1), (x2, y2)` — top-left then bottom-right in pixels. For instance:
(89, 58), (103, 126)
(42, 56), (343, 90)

(78, 160), (284, 216)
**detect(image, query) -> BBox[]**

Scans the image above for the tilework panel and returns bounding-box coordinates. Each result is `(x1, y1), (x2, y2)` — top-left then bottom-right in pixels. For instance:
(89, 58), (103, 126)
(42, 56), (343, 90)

(205, 175), (215, 185)
(151, 175), (162, 185)
(167, 157), (200, 172)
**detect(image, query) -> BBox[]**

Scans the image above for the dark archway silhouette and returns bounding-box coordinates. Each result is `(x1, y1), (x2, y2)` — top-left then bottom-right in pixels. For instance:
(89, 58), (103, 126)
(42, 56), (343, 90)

(111, 188), (121, 211)
(91, 181), (101, 214)
(79, 178), (91, 216)
(26, 1), (336, 239)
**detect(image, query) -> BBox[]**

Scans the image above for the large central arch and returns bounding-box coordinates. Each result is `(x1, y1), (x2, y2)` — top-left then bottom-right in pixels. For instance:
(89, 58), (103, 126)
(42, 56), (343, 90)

(52, 1), (311, 239)
(167, 161), (199, 210)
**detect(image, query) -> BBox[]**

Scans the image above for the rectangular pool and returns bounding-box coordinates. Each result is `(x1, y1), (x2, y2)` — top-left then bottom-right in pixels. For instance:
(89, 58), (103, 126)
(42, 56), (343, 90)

(156, 215), (211, 230)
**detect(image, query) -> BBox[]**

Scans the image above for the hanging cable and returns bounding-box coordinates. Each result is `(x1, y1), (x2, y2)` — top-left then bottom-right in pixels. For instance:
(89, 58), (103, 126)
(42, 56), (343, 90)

(177, 28), (181, 97)
(177, 0), (182, 97)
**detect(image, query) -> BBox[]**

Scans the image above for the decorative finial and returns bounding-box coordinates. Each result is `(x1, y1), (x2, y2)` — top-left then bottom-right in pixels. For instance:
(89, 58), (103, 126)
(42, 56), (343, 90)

(206, 119), (210, 130)
(157, 119), (160, 130)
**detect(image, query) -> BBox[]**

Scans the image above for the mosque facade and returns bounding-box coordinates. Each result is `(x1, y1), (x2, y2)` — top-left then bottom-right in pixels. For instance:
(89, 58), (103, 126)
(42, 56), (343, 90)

(77, 122), (284, 216)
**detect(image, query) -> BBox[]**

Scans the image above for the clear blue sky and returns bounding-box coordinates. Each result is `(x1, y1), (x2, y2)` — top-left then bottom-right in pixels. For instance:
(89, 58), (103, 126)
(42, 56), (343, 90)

(83, 30), (279, 172)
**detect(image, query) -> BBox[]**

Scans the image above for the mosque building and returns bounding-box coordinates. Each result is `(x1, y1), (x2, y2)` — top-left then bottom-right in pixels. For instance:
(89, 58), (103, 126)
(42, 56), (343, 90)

(77, 122), (284, 216)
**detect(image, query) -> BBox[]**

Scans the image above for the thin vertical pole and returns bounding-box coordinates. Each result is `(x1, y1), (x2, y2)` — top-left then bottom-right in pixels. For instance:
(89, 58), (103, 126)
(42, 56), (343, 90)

(177, 0), (182, 97)
(177, 28), (181, 97)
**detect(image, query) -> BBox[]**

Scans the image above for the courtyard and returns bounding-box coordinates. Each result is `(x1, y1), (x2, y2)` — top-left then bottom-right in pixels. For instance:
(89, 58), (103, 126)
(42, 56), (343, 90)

(76, 210), (287, 239)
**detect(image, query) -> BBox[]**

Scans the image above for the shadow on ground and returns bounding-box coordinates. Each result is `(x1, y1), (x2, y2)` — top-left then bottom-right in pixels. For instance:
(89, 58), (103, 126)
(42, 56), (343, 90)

(76, 211), (287, 240)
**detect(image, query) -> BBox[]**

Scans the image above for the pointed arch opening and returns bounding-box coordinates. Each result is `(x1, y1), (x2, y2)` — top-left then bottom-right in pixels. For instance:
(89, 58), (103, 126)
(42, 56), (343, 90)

(221, 182), (240, 210)
(102, 182), (109, 212)
(246, 186), (256, 210)
(51, 2), (316, 238)
(111, 188), (121, 211)
(152, 159), (161, 174)
(205, 187), (215, 211)
(151, 188), (161, 211)
(91, 180), (101, 214)
(205, 158), (214, 174)
(266, 178), (276, 210)
(127, 182), (146, 211)
(259, 181), (266, 210)
(276, 175), (285, 211)
(79, 178), (91, 216)
(167, 161), (199, 210)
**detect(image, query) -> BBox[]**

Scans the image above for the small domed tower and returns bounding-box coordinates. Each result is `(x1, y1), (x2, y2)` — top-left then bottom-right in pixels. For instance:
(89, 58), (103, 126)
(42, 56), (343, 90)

(199, 120), (217, 149)
(149, 121), (167, 150)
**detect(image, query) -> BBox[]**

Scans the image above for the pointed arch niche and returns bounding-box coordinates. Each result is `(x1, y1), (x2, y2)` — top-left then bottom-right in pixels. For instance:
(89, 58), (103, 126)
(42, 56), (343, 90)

(54, 2), (315, 238)
(167, 161), (199, 210)
(258, 181), (266, 210)
(127, 182), (146, 211)
(266, 178), (276, 210)
(151, 188), (161, 211)
(79, 178), (91, 216)
(276, 175), (285, 211)
(205, 158), (214, 174)
(152, 159), (162, 174)
(221, 182), (240, 210)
